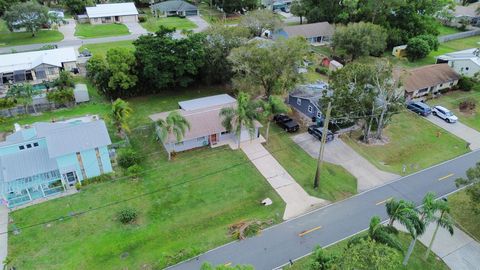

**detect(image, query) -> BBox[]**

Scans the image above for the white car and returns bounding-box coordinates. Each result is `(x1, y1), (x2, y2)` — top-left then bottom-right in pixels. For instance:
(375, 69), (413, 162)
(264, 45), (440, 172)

(432, 106), (458, 123)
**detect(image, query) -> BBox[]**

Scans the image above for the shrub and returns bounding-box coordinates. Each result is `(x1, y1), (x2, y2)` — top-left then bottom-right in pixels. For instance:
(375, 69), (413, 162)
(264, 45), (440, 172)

(54, 70), (75, 90)
(406, 37), (431, 61)
(457, 76), (475, 91)
(416, 34), (439, 51)
(82, 173), (114, 186)
(138, 16), (146, 23)
(46, 88), (75, 107)
(116, 207), (138, 224)
(75, 182), (82, 190)
(117, 148), (140, 169)
(315, 66), (330, 75)
(459, 98), (476, 112)
(127, 164), (142, 180)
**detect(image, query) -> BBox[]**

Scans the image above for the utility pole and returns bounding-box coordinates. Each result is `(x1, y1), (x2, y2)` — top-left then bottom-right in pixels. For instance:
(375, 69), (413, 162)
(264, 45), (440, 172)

(313, 102), (331, 189)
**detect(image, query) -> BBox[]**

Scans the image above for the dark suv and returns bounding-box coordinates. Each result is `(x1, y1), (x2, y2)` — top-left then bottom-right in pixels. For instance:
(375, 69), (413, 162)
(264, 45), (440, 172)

(308, 125), (334, 142)
(406, 102), (432, 116)
(274, 114), (300, 132)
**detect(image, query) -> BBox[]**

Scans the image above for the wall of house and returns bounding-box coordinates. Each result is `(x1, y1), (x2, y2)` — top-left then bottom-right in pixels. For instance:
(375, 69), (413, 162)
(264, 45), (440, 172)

(410, 80), (459, 100)
(56, 153), (83, 181)
(99, 146), (113, 173)
(63, 61), (77, 72)
(165, 136), (209, 153)
(120, 15), (138, 22)
(448, 59), (480, 77)
(288, 96), (321, 119)
(0, 138), (46, 156)
(239, 128), (260, 142)
(80, 148), (101, 178)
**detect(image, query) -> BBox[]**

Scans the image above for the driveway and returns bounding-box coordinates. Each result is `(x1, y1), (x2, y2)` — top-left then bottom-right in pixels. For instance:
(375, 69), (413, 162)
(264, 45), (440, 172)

(58, 19), (78, 41)
(124, 21), (148, 35)
(187, 16), (209, 32)
(240, 139), (328, 220)
(426, 115), (480, 150)
(292, 133), (399, 192)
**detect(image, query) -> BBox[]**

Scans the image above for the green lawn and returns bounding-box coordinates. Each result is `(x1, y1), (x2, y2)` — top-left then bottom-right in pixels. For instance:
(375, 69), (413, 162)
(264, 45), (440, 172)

(8, 84), (285, 269)
(74, 23), (130, 39)
(263, 125), (357, 202)
(449, 189), (480, 241)
(0, 30), (64, 47)
(427, 89), (480, 131)
(140, 15), (197, 32)
(343, 112), (469, 175)
(287, 232), (449, 270)
(79, 40), (135, 56)
(437, 25), (463, 36)
(198, 3), (241, 25)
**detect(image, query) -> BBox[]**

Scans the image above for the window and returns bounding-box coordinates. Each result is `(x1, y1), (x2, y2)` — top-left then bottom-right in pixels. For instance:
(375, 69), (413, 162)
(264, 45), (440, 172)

(439, 84), (443, 87)
(450, 82), (454, 86)
(317, 112), (322, 118)
(33, 142), (39, 147)
(26, 144), (32, 148)
(197, 137), (205, 141)
(308, 105), (313, 113)
(466, 67), (469, 71)
(297, 98), (301, 105)
(19, 145), (25, 150)
(221, 131), (230, 135)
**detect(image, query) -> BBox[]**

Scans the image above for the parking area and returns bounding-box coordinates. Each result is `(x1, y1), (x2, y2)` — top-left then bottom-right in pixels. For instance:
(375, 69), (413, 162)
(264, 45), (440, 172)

(426, 115), (480, 150)
(292, 133), (399, 192)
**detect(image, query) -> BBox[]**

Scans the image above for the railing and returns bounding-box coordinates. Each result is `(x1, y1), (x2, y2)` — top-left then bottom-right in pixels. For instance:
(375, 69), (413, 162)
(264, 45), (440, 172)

(8, 195), (30, 207)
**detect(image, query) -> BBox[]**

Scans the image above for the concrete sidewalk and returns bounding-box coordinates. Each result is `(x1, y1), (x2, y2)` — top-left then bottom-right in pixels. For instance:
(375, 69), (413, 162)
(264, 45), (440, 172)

(240, 139), (328, 220)
(397, 222), (480, 270)
(0, 206), (7, 268)
(292, 133), (399, 192)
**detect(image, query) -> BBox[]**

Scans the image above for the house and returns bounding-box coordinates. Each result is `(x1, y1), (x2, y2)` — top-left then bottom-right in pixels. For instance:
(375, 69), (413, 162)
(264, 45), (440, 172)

(273, 22), (334, 44)
(0, 115), (113, 208)
(151, 0), (199, 17)
(85, 2), (139, 24)
(288, 81), (329, 120)
(393, 64), (460, 101)
(0, 47), (78, 97)
(436, 48), (480, 77)
(453, 2), (480, 26)
(149, 94), (262, 154)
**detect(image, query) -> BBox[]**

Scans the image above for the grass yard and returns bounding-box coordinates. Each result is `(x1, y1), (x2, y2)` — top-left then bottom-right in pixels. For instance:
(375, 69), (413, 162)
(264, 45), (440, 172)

(0, 30), (63, 47)
(287, 232), (449, 270)
(79, 40), (135, 56)
(449, 189), (480, 241)
(427, 89), (480, 131)
(342, 112), (469, 175)
(198, 3), (241, 25)
(140, 15), (197, 32)
(263, 125), (357, 202)
(437, 24), (463, 36)
(74, 23), (130, 39)
(7, 84), (285, 269)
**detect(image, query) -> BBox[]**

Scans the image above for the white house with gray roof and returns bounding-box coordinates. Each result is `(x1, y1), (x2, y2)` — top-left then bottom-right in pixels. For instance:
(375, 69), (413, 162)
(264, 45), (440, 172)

(436, 48), (480, 77)
(86, 2), (139, 24)
(149, 94), (262, 156)
(0, 115), (113, 208)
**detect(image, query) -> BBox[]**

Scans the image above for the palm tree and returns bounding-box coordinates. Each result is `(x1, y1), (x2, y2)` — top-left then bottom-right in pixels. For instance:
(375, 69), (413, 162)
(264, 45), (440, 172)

(349, 216), (403, 252)
(424, 198), (454, 260)
(110, 98), (133, 139)
(403, 192), (438, 265)
(7, 83), (36, 114)
(220, 92), (259, 149)
(155, 111), (190, 160)
(260, 95), (289, 144)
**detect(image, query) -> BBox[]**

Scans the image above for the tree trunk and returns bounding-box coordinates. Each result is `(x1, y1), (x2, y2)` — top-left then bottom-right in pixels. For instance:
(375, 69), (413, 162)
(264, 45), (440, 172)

(300, 16), (303, 24)
(237, 132), (241, 149)
(403, 237), (417, 265)
(265, 121), (271, 144)
(375, 105), (388, 139)
(424, 212), (444, 260)
(31, 103), (37, 114)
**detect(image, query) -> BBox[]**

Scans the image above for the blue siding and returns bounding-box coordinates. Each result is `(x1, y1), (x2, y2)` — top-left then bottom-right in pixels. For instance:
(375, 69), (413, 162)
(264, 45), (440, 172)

(80, 149), (100, 178)
(0, 138), (47, 156)
(56, 154), (83, 180)
(288, 95), (322, 119)
(99, 146), (113, 173)
(165, 136), (209, 152)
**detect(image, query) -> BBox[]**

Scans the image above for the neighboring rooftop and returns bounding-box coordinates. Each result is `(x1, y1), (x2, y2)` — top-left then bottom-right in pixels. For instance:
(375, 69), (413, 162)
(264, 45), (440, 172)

(151, 0), (198, 11)
(0, 47), (77, 73)
(394, 64), (461, 93)
(437, 48), (480, 65)
(280, 22), (334, 38)
(178, 94), (236, 111)
(290, 81), (329, 99)
(453, 2), (480, 17)
(86, 2), (138, 18)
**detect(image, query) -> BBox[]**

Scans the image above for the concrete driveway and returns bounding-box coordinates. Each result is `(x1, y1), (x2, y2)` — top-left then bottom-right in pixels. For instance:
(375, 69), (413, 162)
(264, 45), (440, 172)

(292, 133), (399, 192)
(426, 115), (480, 150)
(58, 19), (78, 41)
(187, 16), (209, 32)
(124, 21), (148, 35)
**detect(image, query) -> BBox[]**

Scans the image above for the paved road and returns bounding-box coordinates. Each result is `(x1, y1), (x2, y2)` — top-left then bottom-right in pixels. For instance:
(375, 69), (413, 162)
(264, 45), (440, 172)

(167, 150), (480, 270)
(292, 133), (399, 192)
(426, 115), (480, 150)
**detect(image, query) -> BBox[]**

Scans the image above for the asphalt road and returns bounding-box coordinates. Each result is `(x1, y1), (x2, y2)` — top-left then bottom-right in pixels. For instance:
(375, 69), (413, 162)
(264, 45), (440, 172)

(167, 150), (480, 270)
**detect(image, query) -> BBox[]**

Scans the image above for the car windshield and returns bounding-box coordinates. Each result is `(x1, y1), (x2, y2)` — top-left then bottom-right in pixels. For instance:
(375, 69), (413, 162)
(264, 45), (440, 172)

(445, 111), (453, 116)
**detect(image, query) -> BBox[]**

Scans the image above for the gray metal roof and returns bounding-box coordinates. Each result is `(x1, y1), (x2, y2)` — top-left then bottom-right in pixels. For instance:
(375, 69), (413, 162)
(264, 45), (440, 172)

(178, 94), (236, 111)
(151, 0), (198, 12)
(45, 120), (112, 158)
(74, 84), (90, 103)
(0, 147), (58, 182)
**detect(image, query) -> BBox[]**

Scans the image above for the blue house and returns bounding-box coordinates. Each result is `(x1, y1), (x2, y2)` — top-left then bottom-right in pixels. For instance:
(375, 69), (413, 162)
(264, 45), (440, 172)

(273, 22), (334, 44)
(288, 82), (329, 121)
(0, 116), (113, 208)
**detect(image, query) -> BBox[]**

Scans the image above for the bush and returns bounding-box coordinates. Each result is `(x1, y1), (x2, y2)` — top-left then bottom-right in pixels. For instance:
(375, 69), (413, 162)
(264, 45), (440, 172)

(459, 98), (476, 112)
(54, 70), (75, 90)
(117, 148), (140, 169)
(406, 37), (431, 61)
(116, 207), (138, 224)
(81, 173), (114, 186)
(46, 88), (75, 107)
(127, 164), (142, 180)
(75, 182), (82, 190)
(457, 76), (476, 91)
(315, 66), (330, 75)
(416, 34), (439, 51)
(138, 16), (146, 23)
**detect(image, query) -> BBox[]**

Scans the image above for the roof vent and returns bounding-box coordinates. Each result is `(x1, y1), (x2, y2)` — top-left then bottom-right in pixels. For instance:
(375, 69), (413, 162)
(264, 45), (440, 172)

(14, 123), (21, 131)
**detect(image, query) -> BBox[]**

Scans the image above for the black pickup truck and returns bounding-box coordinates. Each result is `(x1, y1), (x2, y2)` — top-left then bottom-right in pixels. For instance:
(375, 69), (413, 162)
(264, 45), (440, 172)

(273, 114), (300, 132)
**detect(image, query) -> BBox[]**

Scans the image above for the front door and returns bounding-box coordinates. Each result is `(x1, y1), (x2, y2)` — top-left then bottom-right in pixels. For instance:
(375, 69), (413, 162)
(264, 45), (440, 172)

(63, 172), (78, 187)
(210, 134), (218, 145)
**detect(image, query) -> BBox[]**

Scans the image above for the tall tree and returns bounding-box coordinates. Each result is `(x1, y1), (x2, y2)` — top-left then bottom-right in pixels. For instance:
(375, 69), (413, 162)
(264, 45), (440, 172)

(61, 0), (94, 15)
(424, 197), (454, 260)
(4, 1), (49, 36)
(0, 98), (16, 117)
(385, 198), (424, 236)
(259, 95), (289, 144)
(349, 216), (403, 252)
(337, 238), (402, 270)
(455, 162), (480, 212)
(220, 92), (259, 149)
(105, 48), (137, 98)
(290, 0), (308, 24)
(309, 246), (337, 270)
(332, 22), (387, 61)
(110, 98), (133, 139)
(238, 9), (282, 36)
(155, 111), (190, 160)
(6, 83), (36, 114)
(228, 37), (308, 97)
(212, 0), (257, 14)
(53, 70), (75, 90)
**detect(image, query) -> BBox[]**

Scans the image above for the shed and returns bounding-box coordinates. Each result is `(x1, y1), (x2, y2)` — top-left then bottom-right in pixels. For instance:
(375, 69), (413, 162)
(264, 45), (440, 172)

(329, 60), (343, 71)
(392, 45), (408, 58)
(74, 84), (90, 103)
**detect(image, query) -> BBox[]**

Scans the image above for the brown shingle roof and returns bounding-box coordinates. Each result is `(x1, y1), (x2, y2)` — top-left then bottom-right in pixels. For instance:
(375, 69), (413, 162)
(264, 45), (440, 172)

(393, 64), (460, 93)
(282, 22), (334, 38)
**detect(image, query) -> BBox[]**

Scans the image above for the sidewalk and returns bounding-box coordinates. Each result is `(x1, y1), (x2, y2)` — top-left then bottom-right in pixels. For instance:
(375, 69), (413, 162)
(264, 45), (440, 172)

(240, 138), (328, 220)
(0, 206), (7, 268)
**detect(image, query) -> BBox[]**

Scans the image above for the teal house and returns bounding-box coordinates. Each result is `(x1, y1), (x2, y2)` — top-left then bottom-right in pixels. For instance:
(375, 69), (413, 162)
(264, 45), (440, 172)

(0, 116), (113, 208)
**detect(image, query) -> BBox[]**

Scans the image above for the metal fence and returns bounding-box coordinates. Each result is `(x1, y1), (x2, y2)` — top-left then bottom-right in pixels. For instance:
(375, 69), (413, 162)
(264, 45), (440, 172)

(438, 29), (480, 43)
(0, 103), (70, 118)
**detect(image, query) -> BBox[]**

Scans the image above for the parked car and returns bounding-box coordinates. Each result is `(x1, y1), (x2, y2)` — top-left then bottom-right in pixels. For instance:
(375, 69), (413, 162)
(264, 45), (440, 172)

(274, 114), (300, 132)
(308, 125), (334, 142)
(407, 101), (432, 116)
(432, 106), (458, 123)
